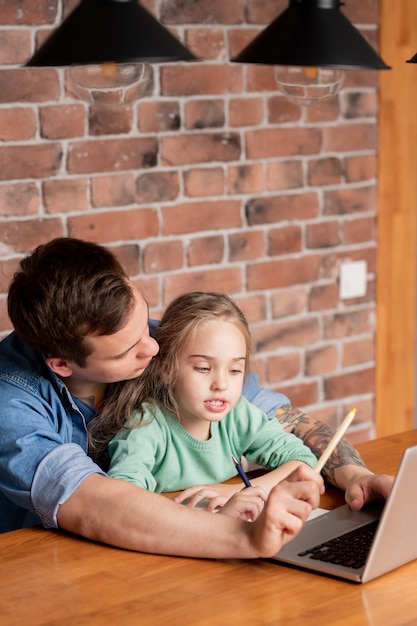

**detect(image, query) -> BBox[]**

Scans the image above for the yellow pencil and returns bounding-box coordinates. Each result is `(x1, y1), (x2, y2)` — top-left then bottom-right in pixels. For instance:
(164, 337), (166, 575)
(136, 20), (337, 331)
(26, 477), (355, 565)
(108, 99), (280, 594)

(314, 408), (357, 473)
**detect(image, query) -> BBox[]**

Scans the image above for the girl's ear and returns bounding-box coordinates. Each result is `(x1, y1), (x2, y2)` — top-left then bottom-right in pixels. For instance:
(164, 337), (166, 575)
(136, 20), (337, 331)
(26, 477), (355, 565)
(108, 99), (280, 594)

(45, 356), (74, 378)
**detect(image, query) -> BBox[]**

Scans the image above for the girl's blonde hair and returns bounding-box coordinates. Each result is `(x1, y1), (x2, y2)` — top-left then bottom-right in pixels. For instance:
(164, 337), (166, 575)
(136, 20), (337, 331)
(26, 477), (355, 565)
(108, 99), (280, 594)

(88, 291), (252, 468)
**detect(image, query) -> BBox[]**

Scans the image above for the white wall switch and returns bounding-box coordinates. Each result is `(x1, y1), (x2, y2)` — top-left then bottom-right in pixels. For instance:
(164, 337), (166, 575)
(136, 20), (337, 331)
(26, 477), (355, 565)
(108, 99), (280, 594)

(339, 260), (367, 299)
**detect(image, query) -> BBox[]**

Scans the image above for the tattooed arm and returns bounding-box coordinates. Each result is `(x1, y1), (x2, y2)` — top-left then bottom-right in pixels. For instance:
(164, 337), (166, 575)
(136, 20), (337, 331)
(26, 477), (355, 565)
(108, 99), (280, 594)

(275, 405), (394, 510)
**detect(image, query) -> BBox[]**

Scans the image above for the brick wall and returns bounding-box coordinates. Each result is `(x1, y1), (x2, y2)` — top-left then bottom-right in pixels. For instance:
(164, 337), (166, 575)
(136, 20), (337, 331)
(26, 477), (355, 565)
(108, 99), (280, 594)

(0, 0), (382, 441)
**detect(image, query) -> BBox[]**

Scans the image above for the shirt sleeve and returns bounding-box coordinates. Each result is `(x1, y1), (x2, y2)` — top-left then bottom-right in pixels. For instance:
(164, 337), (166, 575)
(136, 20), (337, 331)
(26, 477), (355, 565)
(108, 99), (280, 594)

(231, 398), (317, 469)
(243, 372), (290, 418)
(31, 444), (106, 528)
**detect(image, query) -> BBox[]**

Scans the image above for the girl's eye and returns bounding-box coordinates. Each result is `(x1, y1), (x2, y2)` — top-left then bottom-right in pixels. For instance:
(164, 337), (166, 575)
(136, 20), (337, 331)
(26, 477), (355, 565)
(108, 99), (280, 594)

(231, 368), (244, 375)
(195, 366), (210, 373)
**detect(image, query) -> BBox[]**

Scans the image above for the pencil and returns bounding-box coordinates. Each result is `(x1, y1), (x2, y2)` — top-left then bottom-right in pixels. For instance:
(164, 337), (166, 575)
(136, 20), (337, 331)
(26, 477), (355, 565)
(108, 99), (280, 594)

(314, 408), (357, 474)
(232, 455), (252, 488)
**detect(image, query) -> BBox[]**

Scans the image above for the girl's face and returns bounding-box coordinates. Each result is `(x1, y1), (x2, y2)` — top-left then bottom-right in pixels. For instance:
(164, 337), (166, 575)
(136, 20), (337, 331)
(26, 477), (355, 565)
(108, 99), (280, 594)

(174, 319), (247, 440)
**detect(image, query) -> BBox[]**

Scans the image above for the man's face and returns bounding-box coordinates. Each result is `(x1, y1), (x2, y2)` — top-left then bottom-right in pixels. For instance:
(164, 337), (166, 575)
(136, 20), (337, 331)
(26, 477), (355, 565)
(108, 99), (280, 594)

(69, 285), (159, 385)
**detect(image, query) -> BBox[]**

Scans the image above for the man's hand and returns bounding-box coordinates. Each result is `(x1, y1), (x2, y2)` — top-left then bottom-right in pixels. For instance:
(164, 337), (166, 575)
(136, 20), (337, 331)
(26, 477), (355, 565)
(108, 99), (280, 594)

(249, 466), (324, 557)
(343, 470), (394, 511)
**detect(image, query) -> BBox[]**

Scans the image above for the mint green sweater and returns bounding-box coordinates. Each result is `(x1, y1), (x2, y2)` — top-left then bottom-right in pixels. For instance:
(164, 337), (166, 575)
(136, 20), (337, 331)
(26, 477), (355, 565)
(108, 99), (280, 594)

(108, 396), (317, 492)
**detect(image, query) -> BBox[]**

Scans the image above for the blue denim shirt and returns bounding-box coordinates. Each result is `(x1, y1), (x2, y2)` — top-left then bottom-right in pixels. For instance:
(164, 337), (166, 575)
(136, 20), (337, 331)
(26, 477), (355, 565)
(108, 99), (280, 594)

(0, 328), (290, 533)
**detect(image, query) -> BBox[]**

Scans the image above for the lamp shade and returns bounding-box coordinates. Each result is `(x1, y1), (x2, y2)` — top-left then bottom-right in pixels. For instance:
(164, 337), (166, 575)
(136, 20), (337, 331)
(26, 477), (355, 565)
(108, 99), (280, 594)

(232, 0), (390, 70)
(25, 0), (196, 67)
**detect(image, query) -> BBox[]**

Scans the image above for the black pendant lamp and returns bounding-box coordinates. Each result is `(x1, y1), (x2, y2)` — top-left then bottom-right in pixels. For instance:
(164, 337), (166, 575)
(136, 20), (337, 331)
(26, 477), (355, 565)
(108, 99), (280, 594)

(231, 0), (390, 70)
(25, 0), (196, 67)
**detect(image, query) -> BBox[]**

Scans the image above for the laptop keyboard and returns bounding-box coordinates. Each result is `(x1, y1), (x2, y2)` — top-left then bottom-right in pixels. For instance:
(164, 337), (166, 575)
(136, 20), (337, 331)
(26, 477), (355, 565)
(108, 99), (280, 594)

(298, 520), (379, 569)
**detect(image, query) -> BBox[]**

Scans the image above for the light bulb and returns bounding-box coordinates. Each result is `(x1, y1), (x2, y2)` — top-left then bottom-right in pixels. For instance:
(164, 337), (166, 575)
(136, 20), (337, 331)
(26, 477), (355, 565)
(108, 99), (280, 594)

(275, 66), (345, 107)
(68, 62), (149, 106)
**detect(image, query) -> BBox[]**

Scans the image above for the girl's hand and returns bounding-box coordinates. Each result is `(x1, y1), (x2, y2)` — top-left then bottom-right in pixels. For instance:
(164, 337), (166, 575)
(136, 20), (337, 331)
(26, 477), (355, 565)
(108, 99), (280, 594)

(218, 486), (267, 521)
(175, 483), (241, 512)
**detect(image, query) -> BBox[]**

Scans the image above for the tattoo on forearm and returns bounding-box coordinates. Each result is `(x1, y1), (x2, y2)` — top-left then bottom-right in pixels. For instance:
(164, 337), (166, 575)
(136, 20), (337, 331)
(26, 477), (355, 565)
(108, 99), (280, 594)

(275, 405), (366, 485)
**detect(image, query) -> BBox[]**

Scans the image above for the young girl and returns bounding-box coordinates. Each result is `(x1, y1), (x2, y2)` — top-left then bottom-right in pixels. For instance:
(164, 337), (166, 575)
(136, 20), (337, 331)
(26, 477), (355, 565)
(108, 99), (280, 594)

(89, 292), (318, 517)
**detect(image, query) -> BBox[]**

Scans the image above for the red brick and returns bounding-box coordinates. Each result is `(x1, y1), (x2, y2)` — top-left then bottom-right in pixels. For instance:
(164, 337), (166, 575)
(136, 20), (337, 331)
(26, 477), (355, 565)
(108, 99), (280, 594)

(265, 353), (301, 384)
(305, 345), (338, 376)
(246, 65), (276, 92)
(228, 27), (259, 59)
(342, 338), (375, 367)
(138, 101), (180, 133)
(0, 108), (37, 141)
(274, 380), (319, 407)
(88, 106), (133, 136)
(306, 221), (340, 249)
(268, 225), (302, 256)
(324, 186), (376, 216)
(235, 294), (267, 324)
(185, 99), (225, 130)
(162, 133), (240, 166)
(271, 287), (307, 318)
(40, 105), (85, 139)
(254, 318), (320, 352)
(136, 171), (180, 203)
(0, 0), (57, 25)
(163, 200), (242, 235)
(0, 69), (60, 103)
(343, 0), (378, 24)
(163, 267), (243, 305)
(345, 155), (377, 182)
(324, 367), (375, 400)
(185, 28), (226, 60)
(321, 247), (376, 279)
(42, 179), (88, 214)
(144, 240), (183, 274)
(247, 0), (287, 23)
(247, 256), (321, 291)
(184, 168), (224, 197)
(110, 244), (141, 277)
(0, 30), (31, 64)
(323, 309), (374, 340)
(132, 276), (160, 309)
(229, 231), (265, 262)
(229, 97), (264, 127)
(0, 144), (62, 180)
(343, 216), (376, 244)
(309, 284), (339, 311)
(161, 1), (245, 23)
(0, 183), (39, 217)
(267, 161), (303, 191)
(67, 138), (158, 174)
(67, 208), (159, 243)
(308, 158), (342, 186)
(246, 191), (320, 225)
(0, 298), (12, 332)
(268, 95), (302, 124)
(187, 235), (224, 266)
(324, 123), (377, 152)
(246, 128), (321, 159)
(228, 163), (265, 194)
(0, 257), (20, 292)
(91, 174), (136, 208)
(305, 97), (340, 123)
(344, 92), (378, 119)
(0, 219), (63, 253)
(161, 65), (243, 96)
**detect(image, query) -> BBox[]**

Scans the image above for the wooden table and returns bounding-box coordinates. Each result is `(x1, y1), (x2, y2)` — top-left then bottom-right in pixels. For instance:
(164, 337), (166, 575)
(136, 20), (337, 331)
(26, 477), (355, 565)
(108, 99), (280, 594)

(1, 430), (417, 626)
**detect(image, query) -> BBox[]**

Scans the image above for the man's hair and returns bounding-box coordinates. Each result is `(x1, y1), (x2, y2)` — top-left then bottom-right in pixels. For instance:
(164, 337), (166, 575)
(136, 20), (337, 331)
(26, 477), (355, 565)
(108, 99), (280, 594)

(8, 237), (134, 366)
(89, 291), (252, 467)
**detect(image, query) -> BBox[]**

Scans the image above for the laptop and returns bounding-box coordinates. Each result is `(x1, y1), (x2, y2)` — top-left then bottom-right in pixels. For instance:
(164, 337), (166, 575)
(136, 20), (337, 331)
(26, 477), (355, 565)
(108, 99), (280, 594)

(269, 444), (417, 583)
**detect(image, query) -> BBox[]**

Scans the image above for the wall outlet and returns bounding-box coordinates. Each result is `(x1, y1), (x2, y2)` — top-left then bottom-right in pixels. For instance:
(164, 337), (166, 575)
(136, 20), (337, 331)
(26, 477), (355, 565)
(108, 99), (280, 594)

(339, 261), (367, 299)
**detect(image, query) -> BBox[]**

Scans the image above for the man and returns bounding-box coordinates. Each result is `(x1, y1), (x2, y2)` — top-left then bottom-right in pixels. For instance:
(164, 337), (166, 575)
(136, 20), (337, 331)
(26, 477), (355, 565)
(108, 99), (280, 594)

(0, 238), (392, 558)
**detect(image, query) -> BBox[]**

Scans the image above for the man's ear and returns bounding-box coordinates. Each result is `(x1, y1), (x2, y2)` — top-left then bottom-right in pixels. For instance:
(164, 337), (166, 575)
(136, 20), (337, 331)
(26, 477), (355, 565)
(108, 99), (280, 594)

(45, 357), (74, 378)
